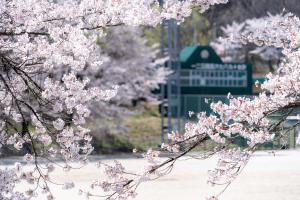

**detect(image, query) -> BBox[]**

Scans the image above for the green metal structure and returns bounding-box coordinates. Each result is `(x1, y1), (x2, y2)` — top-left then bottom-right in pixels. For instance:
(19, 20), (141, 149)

(162, 45), (253, 118)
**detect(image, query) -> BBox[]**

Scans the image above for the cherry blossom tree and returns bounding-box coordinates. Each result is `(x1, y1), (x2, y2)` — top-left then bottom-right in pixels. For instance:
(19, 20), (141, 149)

(84, 26), (170, 134)
(211, 21), (245, 62)
(5, 2), (300, 200)
(0, 0), (229, 199)
(211, 14), (283, 71)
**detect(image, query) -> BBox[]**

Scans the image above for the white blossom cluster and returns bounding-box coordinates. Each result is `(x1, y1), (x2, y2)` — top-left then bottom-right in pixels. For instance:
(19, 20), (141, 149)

(0, 0), (228, 70)
(0, 164), (27, 200)
(91, 160), (138, 200)
(211, 14), (285, 63)
(210, 22), (245, 62)
(85, 149), (162, 200)
(207, 149), (251, 186)
(3, 162), (62, 200)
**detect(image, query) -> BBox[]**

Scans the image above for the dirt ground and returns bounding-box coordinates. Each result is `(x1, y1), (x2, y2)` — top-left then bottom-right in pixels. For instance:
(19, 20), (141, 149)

(2, 150), (300, 200)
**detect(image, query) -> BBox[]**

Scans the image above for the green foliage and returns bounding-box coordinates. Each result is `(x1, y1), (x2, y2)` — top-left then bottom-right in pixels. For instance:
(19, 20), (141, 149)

(180, 10), (212, 45)
(89, 104), (161, 154)
(143, 25), (161, 47)
(143, 10), (213, 48)
(92, 134), (135, 154)
(96, 37), (107, 49)
(125, 104), (162, 150)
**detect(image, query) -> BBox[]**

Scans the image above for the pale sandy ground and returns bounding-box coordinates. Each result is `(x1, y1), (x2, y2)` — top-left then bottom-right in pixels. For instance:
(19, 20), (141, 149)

(1, 150), (300, 200)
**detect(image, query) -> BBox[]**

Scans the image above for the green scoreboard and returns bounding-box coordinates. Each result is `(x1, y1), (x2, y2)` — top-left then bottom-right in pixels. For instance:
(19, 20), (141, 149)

(179, 45), (252, 95)
(162, 45), (253, 118)
(180, 63), (252, 95)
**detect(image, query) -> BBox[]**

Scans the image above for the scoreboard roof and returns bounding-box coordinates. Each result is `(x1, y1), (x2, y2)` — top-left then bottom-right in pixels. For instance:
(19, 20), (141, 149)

(180, 45), (223, 68)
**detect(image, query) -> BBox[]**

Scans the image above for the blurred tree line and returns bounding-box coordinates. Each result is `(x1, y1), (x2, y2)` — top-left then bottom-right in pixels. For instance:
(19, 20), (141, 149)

(203, 0), (300, 35)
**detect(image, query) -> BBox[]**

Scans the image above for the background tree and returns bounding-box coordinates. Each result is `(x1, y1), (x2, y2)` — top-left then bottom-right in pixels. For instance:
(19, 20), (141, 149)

(144, 9), (213, 48)
(211, 15), (283, 73)
(203, 0), (300, 35)
(86, 26), (171, 135)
